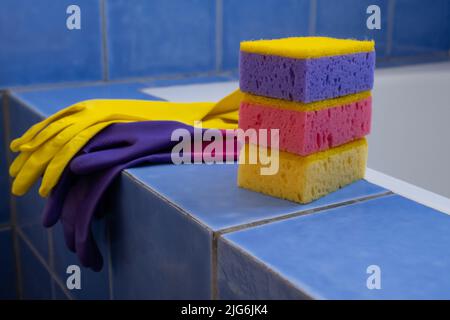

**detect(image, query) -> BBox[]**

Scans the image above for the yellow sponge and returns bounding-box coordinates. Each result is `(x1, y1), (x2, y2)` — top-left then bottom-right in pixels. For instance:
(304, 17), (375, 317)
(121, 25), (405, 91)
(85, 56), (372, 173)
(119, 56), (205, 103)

(240, 37), (375, 59)
(238, 139), (368, 204)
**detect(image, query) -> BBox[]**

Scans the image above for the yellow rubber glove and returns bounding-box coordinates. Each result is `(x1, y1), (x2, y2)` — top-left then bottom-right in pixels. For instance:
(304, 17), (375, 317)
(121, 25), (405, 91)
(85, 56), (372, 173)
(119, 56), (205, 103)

(10, 89), (242, 197)
(12, 89), (243, 152)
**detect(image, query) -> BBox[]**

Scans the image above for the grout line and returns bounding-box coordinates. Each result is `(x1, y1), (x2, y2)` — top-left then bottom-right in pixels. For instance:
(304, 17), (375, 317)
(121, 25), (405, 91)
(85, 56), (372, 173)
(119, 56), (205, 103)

(100, 0), (109, 81)
(215, 0), (223, 72)
(3, 94), (22, 299)
(217, 191), (394, 235)
(16, 227), (74, 300)
(211, 232), (219, 300)
(308, 0), (317, 36)
(386, 0), (396, 57)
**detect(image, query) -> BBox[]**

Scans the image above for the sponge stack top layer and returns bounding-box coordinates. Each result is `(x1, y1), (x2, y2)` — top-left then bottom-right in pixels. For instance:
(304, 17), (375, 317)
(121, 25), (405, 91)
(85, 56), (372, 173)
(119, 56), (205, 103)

(239, 37), (376, 103)
(240, 37), (375, 59)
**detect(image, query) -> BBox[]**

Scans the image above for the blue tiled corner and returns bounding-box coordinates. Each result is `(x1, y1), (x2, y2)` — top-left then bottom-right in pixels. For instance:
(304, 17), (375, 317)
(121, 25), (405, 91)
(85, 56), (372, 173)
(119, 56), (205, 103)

(106, 0), (216, 79)
(219, 195), (450, 299)
(18, 236), (52, 299)
(7, 96), (49, 261)
(218, 236), (309, 300)
(0, 94), (10, 224)
(392, 0), (450, 56)
(108, 173), (212, 299)
(128, 163), (388, 231)
(315, 0), (388, 57)
(0, 229), (17, 299)
(0, 0), (103, 88)
(51, 222), (110, 300)
(222, 0), (310, 70)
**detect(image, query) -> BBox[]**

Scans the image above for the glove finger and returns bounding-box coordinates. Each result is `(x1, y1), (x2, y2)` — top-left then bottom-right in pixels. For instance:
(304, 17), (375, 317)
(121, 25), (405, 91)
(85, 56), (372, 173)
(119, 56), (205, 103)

(59, 168), (94, 253)
(11, 144), (55, 196)
(71, 172), (112, 271)
(10, 103), (85, 152)
(39, 120), (130, 197)
(42, 169), (74, 227)
(9, 152), (31, 177)
(70, 145), (138, 174)
(18, 119), (121, 196)
(21, 112), (147, 153)
(77, 227), (103, 272)
(19, 117), (75, 152)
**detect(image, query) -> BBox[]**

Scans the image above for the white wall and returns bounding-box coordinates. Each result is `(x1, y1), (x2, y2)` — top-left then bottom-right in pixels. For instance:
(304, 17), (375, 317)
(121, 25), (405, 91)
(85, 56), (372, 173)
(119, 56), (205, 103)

(369, 62), (450, 198)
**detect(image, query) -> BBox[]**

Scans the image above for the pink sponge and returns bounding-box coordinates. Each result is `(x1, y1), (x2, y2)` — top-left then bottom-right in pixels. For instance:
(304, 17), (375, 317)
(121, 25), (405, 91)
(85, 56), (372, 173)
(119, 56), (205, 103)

(239, 91), (371, 156)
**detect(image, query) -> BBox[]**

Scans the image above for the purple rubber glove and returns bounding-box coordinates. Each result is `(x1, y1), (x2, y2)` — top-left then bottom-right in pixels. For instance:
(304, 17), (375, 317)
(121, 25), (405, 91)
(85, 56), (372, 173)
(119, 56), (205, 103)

(43, 121), (238, 271)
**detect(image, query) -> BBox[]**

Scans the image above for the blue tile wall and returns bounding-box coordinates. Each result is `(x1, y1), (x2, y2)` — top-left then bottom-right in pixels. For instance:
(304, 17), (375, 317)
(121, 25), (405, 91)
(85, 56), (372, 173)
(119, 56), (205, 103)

(106, 0), (216, 79)
(392, 0), (450, 56)
(0, 229), (17, 299)
(18, 236), (52, 299)
(315, 0), (389, 57)
(0, 0), (449, 87)
(222, 0), (310, 70)
(51, 222), (110, 300)
(7, 96), (49, 261)
(220, 195), (450, 299)
(0, 94), (10, 224)
(0, 0), (103, 88)
(108, 174), (212, 299)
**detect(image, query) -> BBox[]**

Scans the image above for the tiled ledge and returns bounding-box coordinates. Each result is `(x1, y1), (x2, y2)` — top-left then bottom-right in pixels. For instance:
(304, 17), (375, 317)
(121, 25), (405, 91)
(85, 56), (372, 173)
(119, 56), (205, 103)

(2, 76), (450, 299)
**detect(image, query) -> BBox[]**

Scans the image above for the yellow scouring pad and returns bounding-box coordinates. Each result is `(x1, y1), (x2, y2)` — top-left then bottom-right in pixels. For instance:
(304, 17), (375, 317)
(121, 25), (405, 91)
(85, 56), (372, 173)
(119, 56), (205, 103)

(237, 138), (368, 204)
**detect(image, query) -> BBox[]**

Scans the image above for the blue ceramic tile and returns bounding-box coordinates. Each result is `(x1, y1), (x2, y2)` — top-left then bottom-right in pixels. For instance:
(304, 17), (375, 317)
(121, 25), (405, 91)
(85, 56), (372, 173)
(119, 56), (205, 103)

(51, 222), (110, 300)
(218, 237), (310, 300)
(128, 163), (388, 231)
(18, 236), (52, 299)
(0, 0), (103, 88)
(52, 280), (70, 300)
(7, 97), (49, 261)
(11, 82), (164, 117)
(0, 229), (17, 299)
(315, 0), (388, 57)
(222, 0), (310, 70)
(109, 173), (211, 299)
(221, 195), (450, 299)
(0, 94), (10, 224)
(392, 0), (450, 56)
(106, 0), (216, 79)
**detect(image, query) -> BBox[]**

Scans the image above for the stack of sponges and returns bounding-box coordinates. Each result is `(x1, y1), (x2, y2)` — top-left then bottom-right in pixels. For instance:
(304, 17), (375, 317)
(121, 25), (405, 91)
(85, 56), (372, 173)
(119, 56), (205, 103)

(237, 37), (375, 203)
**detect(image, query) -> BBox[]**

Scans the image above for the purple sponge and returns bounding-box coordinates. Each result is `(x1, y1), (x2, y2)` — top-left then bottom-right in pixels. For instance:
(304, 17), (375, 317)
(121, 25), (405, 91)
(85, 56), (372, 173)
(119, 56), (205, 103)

(240, 51), (375, 103)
